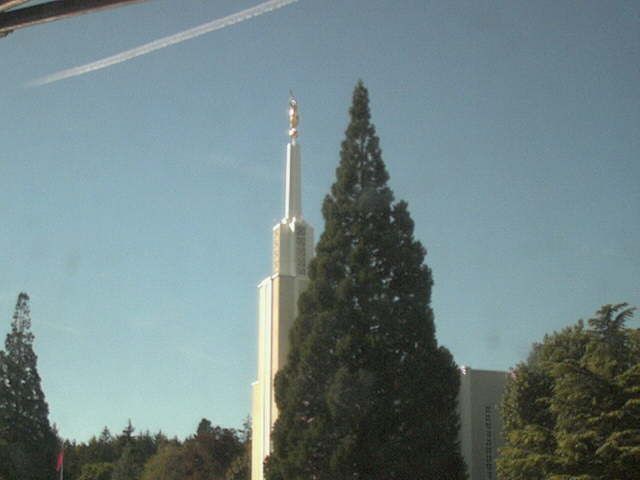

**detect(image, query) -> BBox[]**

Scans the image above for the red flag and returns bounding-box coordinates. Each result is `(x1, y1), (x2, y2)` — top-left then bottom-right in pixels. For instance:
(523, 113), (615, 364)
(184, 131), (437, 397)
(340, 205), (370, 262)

(56, 450), (64, 472)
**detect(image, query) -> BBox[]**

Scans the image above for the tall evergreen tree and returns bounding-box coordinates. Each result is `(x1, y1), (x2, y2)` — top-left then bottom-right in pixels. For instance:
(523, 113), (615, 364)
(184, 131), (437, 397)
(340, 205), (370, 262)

(498, 303), (640, 480)
(266, 81), (466, 480)
(0, 292), (57, 480)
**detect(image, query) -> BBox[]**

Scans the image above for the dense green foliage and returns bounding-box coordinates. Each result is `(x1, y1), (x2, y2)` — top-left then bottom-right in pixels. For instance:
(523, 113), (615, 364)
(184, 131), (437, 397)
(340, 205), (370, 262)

(181, 419), (244, 480)
(266, 81), (466, 480)
(0, 293), (58, 480)
(140, 443), (185, 480)
(78, 462), (115, 480)
(498, 303), (640, 480)
(63, 419), (249, 480)
(111, 444), (145, 480)
(62, 423), (163, 480)
(224, 417), (251, 480)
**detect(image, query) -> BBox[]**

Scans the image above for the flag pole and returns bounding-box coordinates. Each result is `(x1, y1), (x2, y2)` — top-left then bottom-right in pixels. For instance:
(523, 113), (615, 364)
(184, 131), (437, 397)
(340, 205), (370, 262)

(56, 449), (64, 480)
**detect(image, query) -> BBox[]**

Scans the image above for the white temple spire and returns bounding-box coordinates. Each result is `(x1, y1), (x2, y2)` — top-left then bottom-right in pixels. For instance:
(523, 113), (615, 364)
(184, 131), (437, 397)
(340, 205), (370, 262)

(285, 95), (302, 220)
(252, 94), (315, 480)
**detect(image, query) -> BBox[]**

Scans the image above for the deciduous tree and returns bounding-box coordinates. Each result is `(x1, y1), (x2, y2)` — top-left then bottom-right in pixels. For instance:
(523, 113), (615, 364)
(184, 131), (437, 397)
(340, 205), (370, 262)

(140, 443), (185, 480)
(498, 303), (640, 480)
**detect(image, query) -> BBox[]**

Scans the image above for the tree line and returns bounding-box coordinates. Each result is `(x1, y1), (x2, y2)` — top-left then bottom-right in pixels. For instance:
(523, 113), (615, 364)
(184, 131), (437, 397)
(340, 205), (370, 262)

(61, 417), (249, 480)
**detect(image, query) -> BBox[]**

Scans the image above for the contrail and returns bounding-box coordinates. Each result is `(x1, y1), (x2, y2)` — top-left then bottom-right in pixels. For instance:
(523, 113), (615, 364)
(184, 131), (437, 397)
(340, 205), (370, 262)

(28, 0), (299, 87)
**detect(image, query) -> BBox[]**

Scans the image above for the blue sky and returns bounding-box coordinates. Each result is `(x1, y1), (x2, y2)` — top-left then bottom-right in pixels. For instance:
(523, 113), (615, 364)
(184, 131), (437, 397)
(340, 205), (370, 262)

(1, 0), (638, 442)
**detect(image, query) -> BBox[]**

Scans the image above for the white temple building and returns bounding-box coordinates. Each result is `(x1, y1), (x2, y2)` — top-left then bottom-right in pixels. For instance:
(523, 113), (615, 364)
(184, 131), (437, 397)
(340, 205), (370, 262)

(251, 97), (314, 480)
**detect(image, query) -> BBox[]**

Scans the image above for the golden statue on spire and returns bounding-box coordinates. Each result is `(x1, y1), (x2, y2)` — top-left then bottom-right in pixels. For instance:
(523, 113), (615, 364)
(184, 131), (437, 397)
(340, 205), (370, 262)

(288, 92), (299, 141)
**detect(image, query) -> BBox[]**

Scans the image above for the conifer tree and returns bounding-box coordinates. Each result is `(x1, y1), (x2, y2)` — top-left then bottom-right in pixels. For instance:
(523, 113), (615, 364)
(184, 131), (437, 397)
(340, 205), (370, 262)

(0, 292), (58, 480)
(266, 81), (466, 480)
(498, 303), (640, 480)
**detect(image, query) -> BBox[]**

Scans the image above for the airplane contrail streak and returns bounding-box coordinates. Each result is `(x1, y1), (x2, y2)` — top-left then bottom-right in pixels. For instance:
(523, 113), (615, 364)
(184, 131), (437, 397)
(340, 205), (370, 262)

(28, 0), (299, 87)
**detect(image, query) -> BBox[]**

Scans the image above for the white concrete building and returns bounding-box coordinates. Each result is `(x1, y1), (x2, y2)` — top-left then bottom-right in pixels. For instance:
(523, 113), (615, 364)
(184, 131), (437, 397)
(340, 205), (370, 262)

(458, 367), (508, 480)
(251, 98), (314, 480)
